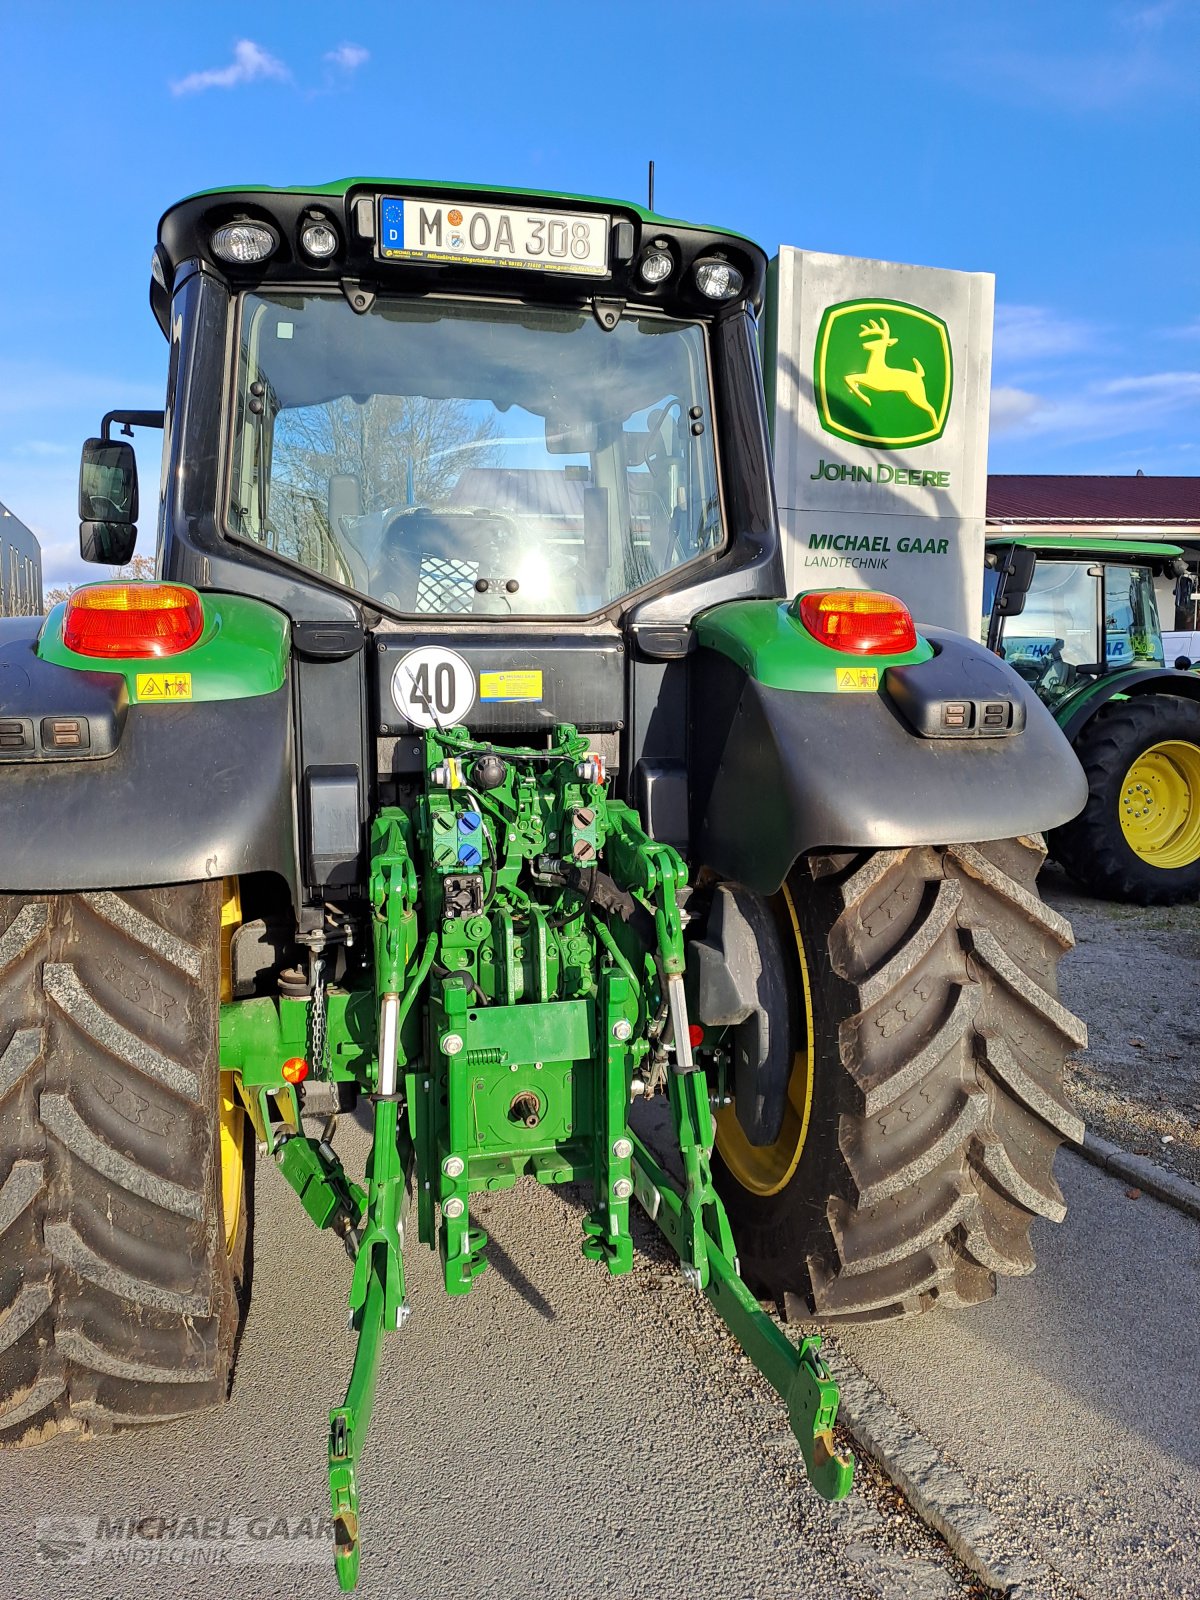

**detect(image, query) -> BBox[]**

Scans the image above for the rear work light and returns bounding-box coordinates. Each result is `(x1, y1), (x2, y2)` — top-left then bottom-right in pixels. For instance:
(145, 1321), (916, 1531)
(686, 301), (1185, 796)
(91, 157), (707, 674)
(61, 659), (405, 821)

(63, 583), (204, 660)
(794, 590), (918, 655)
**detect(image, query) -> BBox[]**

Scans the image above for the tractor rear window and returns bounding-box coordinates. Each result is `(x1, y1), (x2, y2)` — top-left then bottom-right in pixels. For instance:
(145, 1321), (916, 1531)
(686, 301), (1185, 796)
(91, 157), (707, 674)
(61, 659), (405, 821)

(226, 292), (723, 617)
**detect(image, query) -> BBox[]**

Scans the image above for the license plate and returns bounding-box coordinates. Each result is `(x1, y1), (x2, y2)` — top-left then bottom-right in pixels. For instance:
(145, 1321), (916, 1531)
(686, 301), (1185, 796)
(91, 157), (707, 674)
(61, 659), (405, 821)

(378, 196), (610, 276)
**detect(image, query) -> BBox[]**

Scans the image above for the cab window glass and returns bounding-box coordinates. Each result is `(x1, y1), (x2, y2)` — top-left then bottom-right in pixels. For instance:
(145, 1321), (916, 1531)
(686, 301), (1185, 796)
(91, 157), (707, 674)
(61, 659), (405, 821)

(999, 561), (1100, 678)
(1104, 563), (1164, 665)
(226, 293), (722, 617)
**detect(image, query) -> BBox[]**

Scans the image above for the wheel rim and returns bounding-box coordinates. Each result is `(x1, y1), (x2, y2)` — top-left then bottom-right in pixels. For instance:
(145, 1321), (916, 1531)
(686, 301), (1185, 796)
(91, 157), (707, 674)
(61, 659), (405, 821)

(1119, 739), (1200, 868)
(714, 882), (815, 1197)
(219, 881), (245, 1254)
(219, 1073), (246, 1255)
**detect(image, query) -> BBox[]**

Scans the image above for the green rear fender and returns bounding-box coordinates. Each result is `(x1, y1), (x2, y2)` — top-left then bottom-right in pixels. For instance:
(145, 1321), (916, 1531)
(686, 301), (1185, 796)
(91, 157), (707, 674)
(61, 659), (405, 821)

(688, 598), (1088, 895)
(37, 587), (290, 701)
(0, 589), (298, 897)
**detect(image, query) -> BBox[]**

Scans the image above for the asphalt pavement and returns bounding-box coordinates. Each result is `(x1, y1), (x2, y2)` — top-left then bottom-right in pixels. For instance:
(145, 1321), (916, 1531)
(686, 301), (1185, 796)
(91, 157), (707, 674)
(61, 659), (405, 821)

(2, 1113), (1195, 1598)
(0, 1111), (982, 1600)
(835, 1150), (1200, 1598)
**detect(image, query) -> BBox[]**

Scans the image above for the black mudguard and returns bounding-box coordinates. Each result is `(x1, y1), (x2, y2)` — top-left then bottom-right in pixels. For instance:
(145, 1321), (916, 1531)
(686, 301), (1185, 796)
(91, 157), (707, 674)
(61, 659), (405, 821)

(0, 620), (297, 895)
(690, 627), (1089, 896)
(1058, 666), (1200, 742)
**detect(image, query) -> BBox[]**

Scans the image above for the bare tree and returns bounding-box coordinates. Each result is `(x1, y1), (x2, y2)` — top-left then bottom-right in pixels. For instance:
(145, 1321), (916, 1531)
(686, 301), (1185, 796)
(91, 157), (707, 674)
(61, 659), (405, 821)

(109, 555), (157, 582)
(268, 394), (500, 574)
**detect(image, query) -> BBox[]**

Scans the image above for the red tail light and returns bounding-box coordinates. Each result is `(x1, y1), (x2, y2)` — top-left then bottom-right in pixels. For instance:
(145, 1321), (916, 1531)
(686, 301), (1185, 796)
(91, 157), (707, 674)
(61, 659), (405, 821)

(795, 590), (918, 655)
(63, 583), (204, 659)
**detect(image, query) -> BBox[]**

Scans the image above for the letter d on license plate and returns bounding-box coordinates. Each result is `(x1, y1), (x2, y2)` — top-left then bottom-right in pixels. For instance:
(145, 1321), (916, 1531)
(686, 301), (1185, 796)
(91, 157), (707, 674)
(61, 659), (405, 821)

(378, 196), (609, 276)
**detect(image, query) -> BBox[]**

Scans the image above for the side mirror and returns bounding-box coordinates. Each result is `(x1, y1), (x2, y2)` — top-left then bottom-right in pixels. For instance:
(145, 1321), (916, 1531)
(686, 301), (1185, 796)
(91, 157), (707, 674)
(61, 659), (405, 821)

(994, 546), (1037, 619)
(79, 437), (138, 565)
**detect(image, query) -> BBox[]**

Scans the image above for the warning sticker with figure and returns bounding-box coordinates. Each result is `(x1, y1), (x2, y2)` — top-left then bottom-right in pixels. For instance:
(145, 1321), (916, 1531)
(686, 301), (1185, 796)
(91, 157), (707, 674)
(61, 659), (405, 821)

(136, 672), (193, 700)
(479, 670), (543, 702)
(834, 666), (878, 692)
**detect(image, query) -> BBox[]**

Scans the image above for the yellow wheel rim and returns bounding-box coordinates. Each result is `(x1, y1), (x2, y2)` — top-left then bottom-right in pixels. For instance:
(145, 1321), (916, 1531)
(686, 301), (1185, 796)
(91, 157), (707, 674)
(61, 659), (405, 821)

(219, 1072), (246, 1255)
(714, 882), (815, 1197)
(219, 881), (246, 1255)
(1119, 739), (1200, 868)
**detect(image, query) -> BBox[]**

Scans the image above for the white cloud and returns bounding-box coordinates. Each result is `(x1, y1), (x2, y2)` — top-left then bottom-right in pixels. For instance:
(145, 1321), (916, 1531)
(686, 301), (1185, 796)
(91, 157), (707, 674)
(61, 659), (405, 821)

(990, 386), (1041, 433)
(1120, 0), (1177, 32)
(0, 360), (160, 419)
(993, 304), (1096, 365)
(988, 369), (1200, 445)
(1097, 371), (1200, 397)
(171, 40), (290, 97)
(324, 43), (369, 72)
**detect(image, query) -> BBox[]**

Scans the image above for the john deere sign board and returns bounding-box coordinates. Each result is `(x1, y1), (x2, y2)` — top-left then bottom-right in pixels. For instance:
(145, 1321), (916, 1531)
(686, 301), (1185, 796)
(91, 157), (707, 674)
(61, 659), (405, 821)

(765, 249), (994, 635)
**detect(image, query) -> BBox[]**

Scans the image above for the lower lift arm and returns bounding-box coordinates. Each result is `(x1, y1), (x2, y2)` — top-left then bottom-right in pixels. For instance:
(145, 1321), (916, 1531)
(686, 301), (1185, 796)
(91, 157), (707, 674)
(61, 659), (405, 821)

(604, 805), (853, 1501)
(245, 733), (851, 1593)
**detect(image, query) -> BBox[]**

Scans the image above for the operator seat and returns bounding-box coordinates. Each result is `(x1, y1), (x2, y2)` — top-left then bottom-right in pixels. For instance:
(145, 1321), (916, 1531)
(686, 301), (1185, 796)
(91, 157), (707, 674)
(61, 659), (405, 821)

(375, 509), (512, 614)
(328, 473), (371, 591)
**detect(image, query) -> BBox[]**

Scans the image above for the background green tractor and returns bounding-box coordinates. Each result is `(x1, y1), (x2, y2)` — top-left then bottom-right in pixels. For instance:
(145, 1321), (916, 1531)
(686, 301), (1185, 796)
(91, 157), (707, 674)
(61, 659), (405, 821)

(0, 179), (1087, 1586)
(985, 536), (1200, 903)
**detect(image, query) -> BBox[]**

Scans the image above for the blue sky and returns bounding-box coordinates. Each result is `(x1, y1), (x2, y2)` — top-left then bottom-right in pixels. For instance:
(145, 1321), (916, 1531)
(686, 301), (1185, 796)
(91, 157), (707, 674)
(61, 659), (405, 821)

(1, 0), (1197, 587)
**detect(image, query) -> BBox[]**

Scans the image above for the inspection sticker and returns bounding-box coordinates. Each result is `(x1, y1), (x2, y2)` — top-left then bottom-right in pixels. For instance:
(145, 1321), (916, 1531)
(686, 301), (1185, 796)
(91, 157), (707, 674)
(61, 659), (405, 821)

(834, 666), (878, 692)
(136, 672), (193, 700)
(479, 670), (543, 702)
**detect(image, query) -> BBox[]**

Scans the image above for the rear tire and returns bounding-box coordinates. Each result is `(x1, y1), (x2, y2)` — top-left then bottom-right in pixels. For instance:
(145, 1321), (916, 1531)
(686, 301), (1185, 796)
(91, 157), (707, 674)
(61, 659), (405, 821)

(713, 838), (1085, 1321)
(0, 883), (248, 1441)
(1051, 696), (1200, 905)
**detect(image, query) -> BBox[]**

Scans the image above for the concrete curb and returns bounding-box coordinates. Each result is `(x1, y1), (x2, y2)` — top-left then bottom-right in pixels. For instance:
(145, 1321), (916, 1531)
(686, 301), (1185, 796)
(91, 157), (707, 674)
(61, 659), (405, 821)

(1077, 1131), (1200, 1221)
(830, 1360), (1029, 1594)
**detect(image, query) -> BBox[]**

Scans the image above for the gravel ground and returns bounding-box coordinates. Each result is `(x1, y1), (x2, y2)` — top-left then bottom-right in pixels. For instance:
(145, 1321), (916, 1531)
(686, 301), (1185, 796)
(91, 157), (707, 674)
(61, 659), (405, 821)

(1040, 861), (1200, 1185)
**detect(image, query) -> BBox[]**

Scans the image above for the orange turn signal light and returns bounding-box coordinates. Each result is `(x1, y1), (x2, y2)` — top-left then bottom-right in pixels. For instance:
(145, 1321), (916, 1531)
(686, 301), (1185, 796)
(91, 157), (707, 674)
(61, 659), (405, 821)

(794, 590), (917, 656)
(281, 1057), (309, 1085)
(62, 582), (204, 660)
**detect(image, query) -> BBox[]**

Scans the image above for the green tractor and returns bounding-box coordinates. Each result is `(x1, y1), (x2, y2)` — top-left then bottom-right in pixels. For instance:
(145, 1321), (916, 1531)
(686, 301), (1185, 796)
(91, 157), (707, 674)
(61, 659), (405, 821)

(985, 536), (1200, 903)
(1, 179), (1088, 1587)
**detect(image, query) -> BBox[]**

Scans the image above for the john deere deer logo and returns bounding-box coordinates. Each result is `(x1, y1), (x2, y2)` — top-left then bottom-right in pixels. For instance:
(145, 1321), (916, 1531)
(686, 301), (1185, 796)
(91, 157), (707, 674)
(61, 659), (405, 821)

(814, 298), (952, 448)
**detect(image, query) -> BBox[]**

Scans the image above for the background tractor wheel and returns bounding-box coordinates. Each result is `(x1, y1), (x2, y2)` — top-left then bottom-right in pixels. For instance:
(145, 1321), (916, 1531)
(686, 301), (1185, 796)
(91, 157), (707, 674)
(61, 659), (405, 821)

(713, 838), (1085, 1321)
(0, 882), (249, 1441)
(1051, 696), (1200, 905)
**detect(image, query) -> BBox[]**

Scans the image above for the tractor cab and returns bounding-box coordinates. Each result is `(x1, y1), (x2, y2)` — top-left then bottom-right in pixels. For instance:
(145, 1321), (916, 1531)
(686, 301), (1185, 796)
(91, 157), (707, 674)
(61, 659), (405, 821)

(146, 182), (776, 637)
(984, 535), (1200, 904)
(984, 536), (1179, 710)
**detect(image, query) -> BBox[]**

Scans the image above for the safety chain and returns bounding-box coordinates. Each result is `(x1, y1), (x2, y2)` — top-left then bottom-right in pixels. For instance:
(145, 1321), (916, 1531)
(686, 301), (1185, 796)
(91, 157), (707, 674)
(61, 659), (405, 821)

(308, 949), (328, 1077)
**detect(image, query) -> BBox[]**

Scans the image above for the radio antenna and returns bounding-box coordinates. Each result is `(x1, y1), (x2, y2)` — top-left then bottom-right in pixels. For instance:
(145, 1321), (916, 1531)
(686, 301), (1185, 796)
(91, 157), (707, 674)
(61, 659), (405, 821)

(647, 160), (655, 213)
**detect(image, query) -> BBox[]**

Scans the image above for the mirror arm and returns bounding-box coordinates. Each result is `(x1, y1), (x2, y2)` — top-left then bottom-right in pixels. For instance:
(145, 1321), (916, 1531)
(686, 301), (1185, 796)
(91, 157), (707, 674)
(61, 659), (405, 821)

(101, 409), (165, 441)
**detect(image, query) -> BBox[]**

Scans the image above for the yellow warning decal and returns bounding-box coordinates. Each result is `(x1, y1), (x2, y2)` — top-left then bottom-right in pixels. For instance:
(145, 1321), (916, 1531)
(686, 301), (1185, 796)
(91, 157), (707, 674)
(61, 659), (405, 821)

(834, 666), (879, 692)
(479, 669), (543, 702)
(136, 672), (193, 701)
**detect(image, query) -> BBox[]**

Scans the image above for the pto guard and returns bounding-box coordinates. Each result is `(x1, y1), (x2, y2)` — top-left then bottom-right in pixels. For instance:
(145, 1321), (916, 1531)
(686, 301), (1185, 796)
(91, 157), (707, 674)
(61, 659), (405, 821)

(690, 605), (1089, 896)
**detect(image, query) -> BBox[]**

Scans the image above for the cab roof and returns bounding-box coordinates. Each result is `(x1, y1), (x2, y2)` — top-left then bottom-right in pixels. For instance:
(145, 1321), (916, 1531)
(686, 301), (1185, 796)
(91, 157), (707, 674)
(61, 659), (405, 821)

(169, 176), (760, 251)
(986, 535), (1183, 561)
(151, 177), (768, 335)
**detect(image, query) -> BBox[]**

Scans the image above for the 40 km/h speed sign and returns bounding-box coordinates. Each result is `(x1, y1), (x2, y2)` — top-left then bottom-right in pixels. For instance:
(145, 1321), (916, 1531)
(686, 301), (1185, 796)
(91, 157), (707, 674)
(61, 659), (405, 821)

(391, 646), (476, 729)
